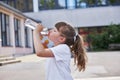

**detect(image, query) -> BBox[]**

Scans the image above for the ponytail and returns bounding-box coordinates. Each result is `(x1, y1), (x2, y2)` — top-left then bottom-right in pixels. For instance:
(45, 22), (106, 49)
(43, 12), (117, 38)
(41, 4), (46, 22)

(71, 35), (88, 72)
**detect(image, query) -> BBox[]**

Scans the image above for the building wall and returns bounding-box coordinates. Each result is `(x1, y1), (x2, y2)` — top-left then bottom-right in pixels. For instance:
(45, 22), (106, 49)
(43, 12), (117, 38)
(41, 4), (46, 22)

(0, 4), (34, 56)
(24, 6), (120, 28)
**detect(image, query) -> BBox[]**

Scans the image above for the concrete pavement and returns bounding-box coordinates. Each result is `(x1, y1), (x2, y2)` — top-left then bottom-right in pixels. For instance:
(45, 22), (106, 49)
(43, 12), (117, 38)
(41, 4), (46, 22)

(0, 51), (120, 80)
(75, 77), (120, 80)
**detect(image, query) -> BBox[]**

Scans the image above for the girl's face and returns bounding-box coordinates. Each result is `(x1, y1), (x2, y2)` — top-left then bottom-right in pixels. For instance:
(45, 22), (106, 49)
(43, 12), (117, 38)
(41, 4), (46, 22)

(48, 28), (65, 45)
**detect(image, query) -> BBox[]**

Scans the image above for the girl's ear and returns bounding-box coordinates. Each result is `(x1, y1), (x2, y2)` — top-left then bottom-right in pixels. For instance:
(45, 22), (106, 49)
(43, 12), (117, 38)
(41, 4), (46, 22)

(59, 36), (66, 43)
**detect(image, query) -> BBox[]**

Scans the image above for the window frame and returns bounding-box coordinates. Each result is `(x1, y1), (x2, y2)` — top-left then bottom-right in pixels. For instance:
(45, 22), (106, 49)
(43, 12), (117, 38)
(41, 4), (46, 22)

(14, 17), (22, 47)
(0, 12), (11, 46)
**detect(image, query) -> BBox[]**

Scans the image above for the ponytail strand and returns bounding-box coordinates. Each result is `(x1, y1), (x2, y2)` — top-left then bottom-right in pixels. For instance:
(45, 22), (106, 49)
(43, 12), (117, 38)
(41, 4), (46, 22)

(71, 35), (88, 72)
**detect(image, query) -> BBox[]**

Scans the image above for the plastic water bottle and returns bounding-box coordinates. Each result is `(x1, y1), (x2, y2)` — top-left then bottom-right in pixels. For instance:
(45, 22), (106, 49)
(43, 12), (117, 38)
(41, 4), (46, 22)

(24, 19), (48, 35)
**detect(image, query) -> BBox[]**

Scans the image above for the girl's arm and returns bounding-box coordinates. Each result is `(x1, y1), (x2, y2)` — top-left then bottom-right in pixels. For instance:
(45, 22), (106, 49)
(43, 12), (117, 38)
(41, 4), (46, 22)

(33, 24), (54, 57)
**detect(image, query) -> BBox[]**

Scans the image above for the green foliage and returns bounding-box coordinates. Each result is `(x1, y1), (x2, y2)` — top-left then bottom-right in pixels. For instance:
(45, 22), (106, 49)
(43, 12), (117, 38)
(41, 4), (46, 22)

(39, 0), (44, 6)
(88, 0), (96, 4)
(47, 0), (55, 9)
(39, 0), (55, 9)
(88, 31), (109, 50)
(88, 24), (120, 51)
(107, 24), (120, 43)
(109, 0), (116, 4)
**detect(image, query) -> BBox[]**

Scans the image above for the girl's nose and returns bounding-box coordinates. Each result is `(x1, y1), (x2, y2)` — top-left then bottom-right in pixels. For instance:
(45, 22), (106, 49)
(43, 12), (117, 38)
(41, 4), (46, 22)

(49, 29), (53, 33)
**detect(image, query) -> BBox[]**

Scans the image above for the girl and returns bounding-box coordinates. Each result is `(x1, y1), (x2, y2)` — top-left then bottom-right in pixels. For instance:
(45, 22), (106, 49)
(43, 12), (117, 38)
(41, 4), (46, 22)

(33, 22), (88, 80)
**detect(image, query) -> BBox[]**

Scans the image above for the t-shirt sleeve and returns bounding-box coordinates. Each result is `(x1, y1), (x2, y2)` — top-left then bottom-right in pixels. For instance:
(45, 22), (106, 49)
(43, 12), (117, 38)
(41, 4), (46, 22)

(50, 44), (71, 61)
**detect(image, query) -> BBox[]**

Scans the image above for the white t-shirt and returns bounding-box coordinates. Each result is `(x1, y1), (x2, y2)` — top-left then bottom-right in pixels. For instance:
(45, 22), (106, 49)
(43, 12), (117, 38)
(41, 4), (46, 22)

(46, 44), (73, 80)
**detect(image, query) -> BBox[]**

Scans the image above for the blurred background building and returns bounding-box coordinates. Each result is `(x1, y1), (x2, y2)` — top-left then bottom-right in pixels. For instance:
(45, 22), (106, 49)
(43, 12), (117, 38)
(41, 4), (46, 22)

(0, 1), (35, 56)
(0, 0), (120, 56)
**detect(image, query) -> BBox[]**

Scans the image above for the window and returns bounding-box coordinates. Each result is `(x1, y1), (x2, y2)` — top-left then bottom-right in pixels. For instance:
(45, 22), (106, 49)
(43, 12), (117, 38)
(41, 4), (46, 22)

(77, 0), (87, 8)
(67, 0), (76, 9)
(25, 27), (30, 47)
(0, 12), (11, 46)
(8, 0), (15, 8)
(14, 18), (21, 47)
(0, 0), (33, 12)
(97, 0), (107, 6)
(58, 0), (76, 9)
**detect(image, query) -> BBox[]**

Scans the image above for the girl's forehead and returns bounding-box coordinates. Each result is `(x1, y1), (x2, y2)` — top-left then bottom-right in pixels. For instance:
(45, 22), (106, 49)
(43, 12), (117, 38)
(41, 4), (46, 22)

(53, 27), (56, 29)
(53, 27), (58, 31)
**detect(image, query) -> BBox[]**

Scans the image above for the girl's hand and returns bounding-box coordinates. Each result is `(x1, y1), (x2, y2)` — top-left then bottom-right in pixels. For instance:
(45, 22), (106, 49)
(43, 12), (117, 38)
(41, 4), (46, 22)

(34, 24), (44, 32)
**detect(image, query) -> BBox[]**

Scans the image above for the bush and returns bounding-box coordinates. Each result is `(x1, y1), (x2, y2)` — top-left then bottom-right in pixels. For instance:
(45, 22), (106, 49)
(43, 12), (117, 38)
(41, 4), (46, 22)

(88, 24), (120, 51)
(107, 24), (120, 43)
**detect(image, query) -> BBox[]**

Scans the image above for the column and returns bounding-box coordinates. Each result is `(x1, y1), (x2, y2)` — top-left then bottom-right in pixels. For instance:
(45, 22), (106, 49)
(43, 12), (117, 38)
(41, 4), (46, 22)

(33, 0), (39, 12)
(9, 14), (15, 47)
(65, 0), (68, 9)
(0, 13), (1, 47)
(20, 19), (25, 47)
(9, 14), (16, 55)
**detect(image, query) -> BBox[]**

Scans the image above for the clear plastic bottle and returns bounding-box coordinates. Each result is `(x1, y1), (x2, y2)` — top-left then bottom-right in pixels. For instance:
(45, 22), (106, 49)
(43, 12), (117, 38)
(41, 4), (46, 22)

(24, 19), (48, 35)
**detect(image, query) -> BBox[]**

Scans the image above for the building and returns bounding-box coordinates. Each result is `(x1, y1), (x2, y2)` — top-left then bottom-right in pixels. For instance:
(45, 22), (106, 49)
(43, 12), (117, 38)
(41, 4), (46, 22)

(1, 0), (120, 28)
(1, 0), (120, 51)
(0, 1), (35, 56)
(25, 0), (120, 50)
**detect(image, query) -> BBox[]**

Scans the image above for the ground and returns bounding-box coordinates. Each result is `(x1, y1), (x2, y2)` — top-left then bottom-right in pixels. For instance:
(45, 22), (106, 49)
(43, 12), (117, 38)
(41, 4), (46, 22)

(0, 51), (120, 80)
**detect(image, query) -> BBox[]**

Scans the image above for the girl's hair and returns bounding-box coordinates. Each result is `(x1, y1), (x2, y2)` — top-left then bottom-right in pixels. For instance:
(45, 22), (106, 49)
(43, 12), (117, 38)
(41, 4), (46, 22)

(55, 22), (88, 71)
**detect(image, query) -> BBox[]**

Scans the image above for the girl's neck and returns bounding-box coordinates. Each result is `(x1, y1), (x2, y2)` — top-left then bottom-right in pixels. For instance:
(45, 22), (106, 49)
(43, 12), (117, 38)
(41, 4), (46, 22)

(53, 40), (65, 46)
(54, 43), (60, 46)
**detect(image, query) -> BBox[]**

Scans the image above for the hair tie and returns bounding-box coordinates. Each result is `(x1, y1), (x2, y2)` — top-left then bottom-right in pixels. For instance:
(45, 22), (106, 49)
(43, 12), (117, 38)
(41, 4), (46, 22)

(74, 34), (78, 42)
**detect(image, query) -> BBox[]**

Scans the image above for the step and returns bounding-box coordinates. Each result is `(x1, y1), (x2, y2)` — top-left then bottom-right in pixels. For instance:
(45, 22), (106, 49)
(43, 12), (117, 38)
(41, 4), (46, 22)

(0, 56), (15, 62)
(0, 53), (13, 58)
(0, 59), (21, 66)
